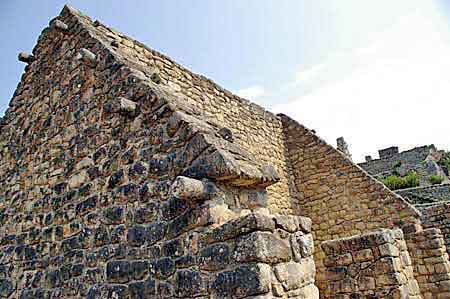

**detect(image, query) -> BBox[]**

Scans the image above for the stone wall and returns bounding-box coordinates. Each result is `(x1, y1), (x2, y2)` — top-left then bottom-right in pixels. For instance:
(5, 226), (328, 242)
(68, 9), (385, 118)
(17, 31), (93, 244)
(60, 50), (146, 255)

(358, 145), (433, 177)
(403, 225), (450, 298)
(86, 7), (295, 214)
(398, 184), (450, 204)
(419, 203), (450, 256)
(0, 6), (318, 298)
(321, 229), (422, 299)
(3, 4), (450, 299)
(358, 145), (446, 187)
(280, 115), (422, 293)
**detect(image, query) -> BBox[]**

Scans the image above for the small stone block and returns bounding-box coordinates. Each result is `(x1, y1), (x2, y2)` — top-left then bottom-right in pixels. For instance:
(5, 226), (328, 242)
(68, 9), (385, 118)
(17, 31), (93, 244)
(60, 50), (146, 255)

(18, 52), (34, 63)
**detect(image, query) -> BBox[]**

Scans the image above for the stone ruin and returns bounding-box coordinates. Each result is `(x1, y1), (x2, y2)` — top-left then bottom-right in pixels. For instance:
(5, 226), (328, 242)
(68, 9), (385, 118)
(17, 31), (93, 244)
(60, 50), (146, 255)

(1, 5), (450, 298)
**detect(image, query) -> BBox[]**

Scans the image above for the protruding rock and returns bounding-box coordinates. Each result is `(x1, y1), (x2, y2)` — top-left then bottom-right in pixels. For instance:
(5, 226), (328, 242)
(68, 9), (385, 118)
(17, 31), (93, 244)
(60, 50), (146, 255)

(218, 127), (233, 142)
(18, 52), (34, 64)
(50, 19), (68, 31)
(119, 97), (137, 114)
(337, 136), (352, 161)
(104, 97), (139, 117)
(151, 72), (161, 84)
(170, 176), (216, 203)
(76, 48), (97, 66)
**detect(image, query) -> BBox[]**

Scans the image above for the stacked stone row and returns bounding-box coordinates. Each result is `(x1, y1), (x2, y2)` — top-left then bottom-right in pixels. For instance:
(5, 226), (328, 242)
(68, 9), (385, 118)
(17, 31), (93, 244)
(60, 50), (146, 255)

(420, 202), (450, 256)
(404, 225), (450, 299)
(0, 6), (319, 298)
(321, 229), (422, 299)
(279, 115), (422, 294)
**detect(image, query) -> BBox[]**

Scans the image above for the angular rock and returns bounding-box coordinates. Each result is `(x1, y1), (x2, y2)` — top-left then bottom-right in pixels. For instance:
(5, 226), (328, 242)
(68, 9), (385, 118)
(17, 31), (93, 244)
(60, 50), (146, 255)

(235, 231), (291, 264)
(76, 48), (97, 67)
(106, 260), (131, 283)
(291, 232), (314, 260)
(199, 243), (230, 271)
(211, 264), (272, 298)
(50, 19), (69, 31)
(175, 270), (206, 297)
(18, 52), (34, 64)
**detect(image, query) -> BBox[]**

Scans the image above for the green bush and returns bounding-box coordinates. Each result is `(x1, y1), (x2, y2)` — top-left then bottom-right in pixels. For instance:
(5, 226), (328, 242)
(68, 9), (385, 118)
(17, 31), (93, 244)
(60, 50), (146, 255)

(392, 161), (402, 176)
(382, 171), (420, 190)
(438, 152), (450, 176)
(429, 175), (444, 185)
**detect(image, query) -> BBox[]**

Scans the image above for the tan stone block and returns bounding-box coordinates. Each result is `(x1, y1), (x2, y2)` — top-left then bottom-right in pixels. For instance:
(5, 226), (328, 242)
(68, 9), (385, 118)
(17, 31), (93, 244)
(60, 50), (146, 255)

(289, 284), (319, 299)
(274, 259), (315, 291)
(358, 276), (375, 291)
(68, 171), (88, 189)
(353, 249), (373, 263)
(323, 253), (353, 267)
(379, 243), (399, 257)
(435, 262), (450, 274)
(375, 273), (402, 287)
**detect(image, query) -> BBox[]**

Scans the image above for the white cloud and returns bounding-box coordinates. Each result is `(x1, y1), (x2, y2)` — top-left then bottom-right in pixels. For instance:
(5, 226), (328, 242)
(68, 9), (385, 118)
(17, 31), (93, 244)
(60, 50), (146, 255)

(293, 64), (325, 85)
(274, 3), (450, 162)
(237, 85), (265, 100)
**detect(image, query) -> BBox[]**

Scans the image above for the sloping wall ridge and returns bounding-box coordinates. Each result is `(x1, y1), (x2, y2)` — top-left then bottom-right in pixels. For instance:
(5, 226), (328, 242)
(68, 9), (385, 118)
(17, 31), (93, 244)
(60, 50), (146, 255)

(0, 5), (320, 299)
(278, 113), (422, 295)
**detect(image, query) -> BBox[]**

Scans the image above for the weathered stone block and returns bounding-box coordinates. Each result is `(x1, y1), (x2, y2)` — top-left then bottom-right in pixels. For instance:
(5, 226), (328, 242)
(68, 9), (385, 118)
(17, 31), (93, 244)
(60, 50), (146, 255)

(18, 52), (34, 63)
(150, 257), (175, 279)
(162, 238), (184, 258)
(274, 259), (315, 291)
(235, 231), (291, 264)
(199, 243), (230, 271)
(50, 19), (68, 30)
(106, 260), (131, 283)
(129, 280), (156, 298)
(0, 279), (14, 298)
(211, 263), (272, 298)
(102, 206), (125, 224)
(127, 222), (167, 247)
(291, 232), (314, 260)
(76, 48), (97, 66)
(201, 212), (275, 245)
(175, 270), (207, 297)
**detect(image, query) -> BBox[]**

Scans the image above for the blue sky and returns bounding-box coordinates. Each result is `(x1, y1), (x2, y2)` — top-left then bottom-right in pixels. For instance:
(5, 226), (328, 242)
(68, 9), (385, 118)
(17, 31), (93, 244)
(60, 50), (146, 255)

(1, 1), (449, 161)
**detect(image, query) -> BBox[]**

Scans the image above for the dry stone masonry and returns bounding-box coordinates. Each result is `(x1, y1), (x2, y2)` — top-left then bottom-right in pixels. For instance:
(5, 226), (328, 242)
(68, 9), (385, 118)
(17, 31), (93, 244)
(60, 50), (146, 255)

(321, 229), (422, 299)
(1, 5), (450, 298)
(359, 144), (449, 189)
(403, 224), (450, 298)
(398, 184), (450, 205)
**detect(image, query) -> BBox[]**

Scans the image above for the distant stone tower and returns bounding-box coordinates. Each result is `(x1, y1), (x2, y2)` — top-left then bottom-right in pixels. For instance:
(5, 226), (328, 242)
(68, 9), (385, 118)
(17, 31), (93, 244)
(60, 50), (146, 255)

(336, 136), (352, 160)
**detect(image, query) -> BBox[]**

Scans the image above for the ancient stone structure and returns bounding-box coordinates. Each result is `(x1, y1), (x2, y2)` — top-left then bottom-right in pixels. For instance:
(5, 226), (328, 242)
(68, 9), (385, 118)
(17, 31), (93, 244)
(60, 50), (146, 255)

(418, 203), (450, 256)
(321, 229), (422, 299)
(1, 5), (450, 298)
(359, 144), (449, 187)
(398, 184), (450, 205)
(336, 137), (352, 161)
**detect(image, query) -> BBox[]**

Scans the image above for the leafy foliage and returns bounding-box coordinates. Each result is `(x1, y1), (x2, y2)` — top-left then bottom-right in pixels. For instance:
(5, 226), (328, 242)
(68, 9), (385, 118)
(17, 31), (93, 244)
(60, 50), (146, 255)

(429, 175), (444, 185)
(382, 171), (420, 190)
(438, 152), (450, 176)
(391, 161), (402, 176)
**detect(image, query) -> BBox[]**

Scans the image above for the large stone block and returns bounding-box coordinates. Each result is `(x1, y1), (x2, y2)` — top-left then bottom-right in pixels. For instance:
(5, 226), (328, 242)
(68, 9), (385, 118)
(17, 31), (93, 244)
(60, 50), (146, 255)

(211, 264), (272, 298)
(175, 270), (207, 297)
(274, 259), (315, 291)
(235, 231), (291, 264)
(106, 260), (131, 283)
